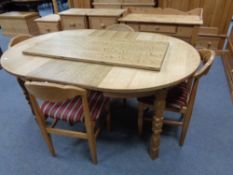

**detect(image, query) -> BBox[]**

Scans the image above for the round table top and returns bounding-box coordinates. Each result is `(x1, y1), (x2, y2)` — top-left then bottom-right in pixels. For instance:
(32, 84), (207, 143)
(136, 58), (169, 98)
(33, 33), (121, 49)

(1, 30), (201, 95)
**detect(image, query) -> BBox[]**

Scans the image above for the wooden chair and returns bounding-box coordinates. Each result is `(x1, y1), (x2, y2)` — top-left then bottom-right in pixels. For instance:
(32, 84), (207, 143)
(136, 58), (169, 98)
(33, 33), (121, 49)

(8, 34), (35, 114)
(8, 34), (32, 48)
(137, 49), (215, 146)
(106, 24), (135, 32)
(25, 81), (110, 164)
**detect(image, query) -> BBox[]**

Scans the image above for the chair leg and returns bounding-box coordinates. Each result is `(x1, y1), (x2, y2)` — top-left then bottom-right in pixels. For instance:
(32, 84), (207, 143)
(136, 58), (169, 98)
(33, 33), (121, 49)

(17, 78), (35, 115)
(106, 113), (112, 131)
(179, 111), (193, 146)
(35, 111), (56, 156)
(29, 94), (56, 156)
(85, 120), (97, 164)
(138, 102), (144, 136)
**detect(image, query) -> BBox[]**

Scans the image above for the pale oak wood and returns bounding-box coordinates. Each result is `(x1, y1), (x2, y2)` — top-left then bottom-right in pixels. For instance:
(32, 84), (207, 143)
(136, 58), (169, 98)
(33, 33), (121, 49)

(119, 8), (203, 25)
(0, 30), (201, 159)
(119, 7), (203, 45)
(106, 23), (135, 32)
(59, 8), (126, 30)
(1, 30), (201, 94)
(0, 11), (39, 36)
(23, 35), (169, 71)
(24, 81), (104, 164)
(35, 14), (61, 34)
(52, 0), (59, 14)
(138, 49), (215, 146)
(93, 0), (156, 8)
(8, 34), (35, 115)
(159, 0), (233, 50)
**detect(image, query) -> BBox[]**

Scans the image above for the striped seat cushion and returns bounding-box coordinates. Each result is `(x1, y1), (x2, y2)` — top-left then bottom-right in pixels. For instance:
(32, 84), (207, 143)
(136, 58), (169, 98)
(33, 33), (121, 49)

(138, 82), (190, 110)
(40, 92), (109, 124)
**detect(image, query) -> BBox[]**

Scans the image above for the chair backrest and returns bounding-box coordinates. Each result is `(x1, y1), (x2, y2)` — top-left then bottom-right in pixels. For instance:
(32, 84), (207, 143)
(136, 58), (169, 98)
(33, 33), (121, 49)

(24, 81), (87, 103)
(24, 81), (91, 121)
(8, 34), (32, 48)
(106, 24), (135, 32)
(186, 49), (215, 110)
(194, 49), (215, 79)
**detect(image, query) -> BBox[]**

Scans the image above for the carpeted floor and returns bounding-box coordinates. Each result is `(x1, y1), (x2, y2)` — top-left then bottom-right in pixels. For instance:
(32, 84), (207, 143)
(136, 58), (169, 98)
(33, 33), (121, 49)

(0, 30), (233, 175)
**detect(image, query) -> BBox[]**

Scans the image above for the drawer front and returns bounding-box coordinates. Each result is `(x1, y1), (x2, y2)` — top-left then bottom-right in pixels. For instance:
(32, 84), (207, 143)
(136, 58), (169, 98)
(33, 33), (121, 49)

(93, 4), (122, 9)
(126, 23), (139, 32)
(176, 27), (193, 37)
(89, 17), (118, 29)
(196, 37), (220, 50)
(140, 24), (177, 34)
(61, 16), (87, 30)
(37, 22), (61, 34)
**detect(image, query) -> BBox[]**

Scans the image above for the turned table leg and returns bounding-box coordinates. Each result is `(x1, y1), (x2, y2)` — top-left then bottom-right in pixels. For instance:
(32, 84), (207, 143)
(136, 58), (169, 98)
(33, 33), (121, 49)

(150, 89), (167, 160)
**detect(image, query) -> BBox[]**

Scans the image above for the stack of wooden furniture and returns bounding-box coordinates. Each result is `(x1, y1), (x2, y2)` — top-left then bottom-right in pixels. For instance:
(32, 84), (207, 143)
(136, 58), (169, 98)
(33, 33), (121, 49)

(93, 0), (157, 9)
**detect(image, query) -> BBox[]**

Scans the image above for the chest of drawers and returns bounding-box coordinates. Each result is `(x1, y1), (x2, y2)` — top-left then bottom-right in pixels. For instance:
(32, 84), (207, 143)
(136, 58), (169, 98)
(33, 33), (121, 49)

(119, 8), (203, 45)
(59, 8), (126, 30)
(0, 11), (39, 36)
(88, 9), (126, 29)
(35, 14), (61, 34)
(59, 9), (89, 30)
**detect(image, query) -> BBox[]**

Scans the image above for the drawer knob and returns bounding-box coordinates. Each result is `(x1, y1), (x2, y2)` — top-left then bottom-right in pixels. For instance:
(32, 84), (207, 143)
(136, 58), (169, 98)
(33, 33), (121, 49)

(100, 23), (106, 29)
(46, 29), (51, 32)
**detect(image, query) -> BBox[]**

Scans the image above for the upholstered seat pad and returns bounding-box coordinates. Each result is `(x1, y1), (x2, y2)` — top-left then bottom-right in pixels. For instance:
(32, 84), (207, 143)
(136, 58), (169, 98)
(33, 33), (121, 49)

(41, 92), (109, 123)
(138, 82), (189, 110)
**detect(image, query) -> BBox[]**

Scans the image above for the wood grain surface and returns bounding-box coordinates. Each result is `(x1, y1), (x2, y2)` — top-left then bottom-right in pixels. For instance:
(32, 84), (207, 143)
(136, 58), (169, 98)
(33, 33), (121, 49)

(1, 30), (201, 94)
(23, 35), (169, 71)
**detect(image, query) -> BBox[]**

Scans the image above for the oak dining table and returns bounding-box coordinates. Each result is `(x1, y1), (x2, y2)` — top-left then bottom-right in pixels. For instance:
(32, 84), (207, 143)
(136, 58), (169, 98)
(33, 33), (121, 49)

(0, 29), (201, 160)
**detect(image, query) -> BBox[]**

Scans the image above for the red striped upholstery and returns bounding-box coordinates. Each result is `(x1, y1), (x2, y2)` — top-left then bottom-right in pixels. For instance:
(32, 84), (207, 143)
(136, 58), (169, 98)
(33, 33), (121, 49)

(138, 82), (190, 110)
(41, 92), (109, 124)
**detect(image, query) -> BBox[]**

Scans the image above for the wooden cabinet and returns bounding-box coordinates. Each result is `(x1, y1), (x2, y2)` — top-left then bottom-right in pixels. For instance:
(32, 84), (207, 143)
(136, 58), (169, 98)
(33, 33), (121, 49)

(35, 14), (61, 34)
(61, 16), (87, 30)
(59, 9), (89, 30)
(88, 9), (126, 29)
(0, 11), (39, 36)
(119, 8), (203, 44)
(89, 17), (118, 29)
(158, 0), (233, 49)
(59, 8), (126, 30)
